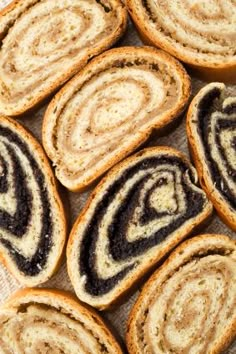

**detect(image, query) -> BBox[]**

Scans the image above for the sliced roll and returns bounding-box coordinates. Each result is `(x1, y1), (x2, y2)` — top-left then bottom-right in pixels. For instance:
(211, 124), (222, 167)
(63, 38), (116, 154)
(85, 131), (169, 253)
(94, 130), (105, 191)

(0, 288), (122, 353)
(0, 115), (66, 286)
(43, 46), (191, 191)
(187, 83), (236, 231)
(127, 234), (236, 354)
(127, 0), (236, 82)
(67, 147), (212, 310)
(0, 0), (127, 116)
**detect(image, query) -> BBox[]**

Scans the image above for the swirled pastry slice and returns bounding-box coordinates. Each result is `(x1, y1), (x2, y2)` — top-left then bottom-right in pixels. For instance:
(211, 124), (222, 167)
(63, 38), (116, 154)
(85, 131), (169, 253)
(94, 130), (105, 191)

(127, 0), (236, 82)
(43, 47), (191, 191)
(187, 83), (236, 231)
(0, 116), (66, 286)
(0, 0), (127, 116)
(67, 147), (212, 310)
(0, 288), (122, 354)
(127, 234), (236, 354)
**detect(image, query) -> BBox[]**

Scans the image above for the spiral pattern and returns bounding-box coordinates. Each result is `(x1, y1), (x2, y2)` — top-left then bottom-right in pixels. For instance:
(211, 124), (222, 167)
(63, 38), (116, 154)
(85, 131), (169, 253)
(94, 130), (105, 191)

(187, 83), (236, 230)
(0, 116), (65, 285)
(0, 0), (126, 115)
(127, 0), (236, 68)
(67, 147), (212, 309)
(43, 47), (190, 191)
(127, 235), (236, 354)
(0, 289), (122, 354)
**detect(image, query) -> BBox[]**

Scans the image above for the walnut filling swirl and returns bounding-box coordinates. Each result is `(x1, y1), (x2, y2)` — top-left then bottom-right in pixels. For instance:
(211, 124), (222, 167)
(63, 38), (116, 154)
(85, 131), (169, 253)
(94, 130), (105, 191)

(0, 290), (121, 354)
(43, 47), (190, 191)
(0, 0), (126, 115)
(127, 0), (236, 66)
(127, 235), (236, 354)
(67, 148), (212, 308)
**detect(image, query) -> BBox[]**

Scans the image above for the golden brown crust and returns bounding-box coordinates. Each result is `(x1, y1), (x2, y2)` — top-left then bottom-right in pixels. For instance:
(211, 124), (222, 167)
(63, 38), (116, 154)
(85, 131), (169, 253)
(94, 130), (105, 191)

(126, 0), (236, 83)
(186, 85), (236, 231)
(43, 46), (191, 192)
(127, 234), (236, 354)
(67, 146), (212, 310)
(0, 287), (123, 353)
(0, 115), (67, 285)
(0, 0), (127, 116)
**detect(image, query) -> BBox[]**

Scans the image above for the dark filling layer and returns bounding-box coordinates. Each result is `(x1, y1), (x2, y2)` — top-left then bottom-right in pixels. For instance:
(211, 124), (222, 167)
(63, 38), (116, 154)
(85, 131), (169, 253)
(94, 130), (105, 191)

(0, 126), (53, 276)
(79, 155), (206, 296)
(197, 87), (236, 210)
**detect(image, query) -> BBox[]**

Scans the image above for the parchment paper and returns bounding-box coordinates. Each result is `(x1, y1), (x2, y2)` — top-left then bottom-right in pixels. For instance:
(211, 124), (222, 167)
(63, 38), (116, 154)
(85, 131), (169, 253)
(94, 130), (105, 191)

(0, 1), (235, 352)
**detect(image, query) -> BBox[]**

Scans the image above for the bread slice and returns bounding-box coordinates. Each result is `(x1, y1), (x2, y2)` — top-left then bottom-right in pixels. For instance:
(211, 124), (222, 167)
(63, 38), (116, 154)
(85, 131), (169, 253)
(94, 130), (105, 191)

(43, 46), (191, 191)
(0, 288), (122, 353)
(187, 83), (236, 231)
(127, 0), (236, 82)
(127, 234), (236, 354)
(0, 115), (66, 286)
(0, 0), (127, 116)
(67, 146), (212, 310)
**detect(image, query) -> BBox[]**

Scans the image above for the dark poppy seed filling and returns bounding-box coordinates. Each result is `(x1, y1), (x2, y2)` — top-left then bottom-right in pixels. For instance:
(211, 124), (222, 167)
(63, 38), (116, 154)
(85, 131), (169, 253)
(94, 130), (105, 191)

(79, 155), (206, 296)
(197, 87), (236, 210)
(0, 126), (53, 276)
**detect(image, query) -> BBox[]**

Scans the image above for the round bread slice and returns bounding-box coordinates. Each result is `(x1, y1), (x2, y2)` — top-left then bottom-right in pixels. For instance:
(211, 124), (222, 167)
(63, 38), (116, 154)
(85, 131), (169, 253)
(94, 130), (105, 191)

(43, 46), (191, 191)
(67, 147), (212, 310)
(127, 0), (236, 82)
(0, 115), (66, 286)
(0, 288), (122, 353)
(127, 234), (236, 354)
(187, 83), (236, 231)
(0, 0), (127, 116)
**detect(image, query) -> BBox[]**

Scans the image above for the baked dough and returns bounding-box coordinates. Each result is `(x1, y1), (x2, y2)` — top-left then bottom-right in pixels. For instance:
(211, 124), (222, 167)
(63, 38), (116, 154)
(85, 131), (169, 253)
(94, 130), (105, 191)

(43, 46), (191, 191)
(0, 288), (122, 353)
(127, 0), (236, 82)
(0, 115), (66, 286)
(187, 83), (236, 231)
(67, 147), (212, 309)
(127, 234), (236, 354)
(0, 0), (127, 116)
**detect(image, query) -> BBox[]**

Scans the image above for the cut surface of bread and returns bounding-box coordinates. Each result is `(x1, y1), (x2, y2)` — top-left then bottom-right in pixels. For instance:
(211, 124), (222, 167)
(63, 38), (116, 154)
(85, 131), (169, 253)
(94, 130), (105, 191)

(127, 234), (236, 354)
(187, 83), (236, 231)
(0, 115), (66, 286)
(67, 147), (212, 310)
(127, 0), (236, 82)
(0, 288), (122, 353)
(43, 46), (191, 191)
(0, 0), (127, 116)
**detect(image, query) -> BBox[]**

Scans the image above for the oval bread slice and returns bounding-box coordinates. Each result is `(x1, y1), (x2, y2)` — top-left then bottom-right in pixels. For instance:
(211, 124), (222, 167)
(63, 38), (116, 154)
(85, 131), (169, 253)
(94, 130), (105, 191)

(67, 146), (212, 310)
(0, 0), (127, 116)
(43, 46), (191, 191)
(127, 234), (236, 354)
(0, 288), (122, 353)
(0, 115), (66, 286)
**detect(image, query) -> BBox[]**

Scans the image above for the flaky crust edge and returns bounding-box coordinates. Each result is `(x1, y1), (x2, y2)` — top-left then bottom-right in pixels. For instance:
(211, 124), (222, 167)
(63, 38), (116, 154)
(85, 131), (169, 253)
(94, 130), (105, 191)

(42, 46), (191, 192)
(66, 146), (213, 310)
(186, 85), (236, 231)
(0, 115), (67, 286)
(0, 0), (127, 116)
(126, 0), (236, 83)
(0, 287), (122, 354)
(126, 234), (236, 354)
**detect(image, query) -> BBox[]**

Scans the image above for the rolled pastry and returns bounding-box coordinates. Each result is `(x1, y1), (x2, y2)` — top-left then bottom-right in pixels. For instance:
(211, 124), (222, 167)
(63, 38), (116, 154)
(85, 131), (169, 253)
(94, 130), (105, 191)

(127, 234), (236, 354)
(43, 46), (191, 191)
(67, 147), (212, 309)
(0, 0), (127, 116)
(0, 115), (66, 286)
(0, 288), (122, 354)
(187, 83), (236, 231)
(127, 0), (236, 82)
